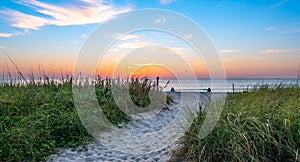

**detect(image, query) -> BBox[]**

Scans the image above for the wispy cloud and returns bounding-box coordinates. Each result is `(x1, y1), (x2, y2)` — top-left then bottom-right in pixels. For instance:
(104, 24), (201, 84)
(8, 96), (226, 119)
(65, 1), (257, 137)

(220, 49), (239, 53)
(118, 40), (150, 49)
(1, 0), (132, 30)
(81, 34), (87, 38)
(155, 17), (166, 24)
(144, 45), (189, 55)
(114, 40), (188, 56)
(120, 34), (140, 40)
(0, 33), (14, 38)
(160, 0), (177, 5)
(168, 47), (187, 55)
(269, 0), (288, 9)
(259, 49), (299, 54)
(265, 26), (279, 32)
(13, 29), (31, 36)
(284, 29), (300, 34)
(265, 26), (300, 34)
(0, 30), (31, 38)
(183, 33), (192, 39)
(154, 46), (187, 55)
(0, 46), (5, 49)
(113, 33), (140, 41)
(0, 9), (48, 30)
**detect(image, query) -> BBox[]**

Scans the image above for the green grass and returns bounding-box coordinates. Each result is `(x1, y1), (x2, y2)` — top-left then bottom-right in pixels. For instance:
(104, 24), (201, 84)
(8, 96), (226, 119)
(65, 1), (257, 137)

(0, 76), (170, 161)
(172, 85), (300, 162)
(0, 81), (91, 161)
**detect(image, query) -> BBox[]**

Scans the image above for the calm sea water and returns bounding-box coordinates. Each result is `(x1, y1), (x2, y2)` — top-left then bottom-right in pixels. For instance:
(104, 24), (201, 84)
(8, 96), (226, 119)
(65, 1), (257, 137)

(1, 77), (298, 93)
(159, 78), (299, 92)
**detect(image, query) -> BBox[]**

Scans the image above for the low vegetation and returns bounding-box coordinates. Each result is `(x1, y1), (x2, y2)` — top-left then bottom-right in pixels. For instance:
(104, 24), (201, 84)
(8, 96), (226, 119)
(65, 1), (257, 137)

(0, 75), (170, 161)
(172, 85), (300, 161)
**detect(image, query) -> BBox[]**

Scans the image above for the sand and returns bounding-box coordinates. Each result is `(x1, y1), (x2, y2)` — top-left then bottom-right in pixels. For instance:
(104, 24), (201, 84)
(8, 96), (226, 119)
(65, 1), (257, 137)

(47, 92), (219, 162)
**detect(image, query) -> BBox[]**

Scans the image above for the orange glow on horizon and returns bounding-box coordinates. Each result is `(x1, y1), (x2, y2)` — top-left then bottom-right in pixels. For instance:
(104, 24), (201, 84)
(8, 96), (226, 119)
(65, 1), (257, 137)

(130, 65), (176, 78)
(4, 56), (298, 79)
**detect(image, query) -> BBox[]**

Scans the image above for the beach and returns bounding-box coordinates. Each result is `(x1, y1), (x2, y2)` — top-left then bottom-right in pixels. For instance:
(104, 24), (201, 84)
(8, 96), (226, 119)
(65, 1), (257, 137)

(0, 81), (298, 161)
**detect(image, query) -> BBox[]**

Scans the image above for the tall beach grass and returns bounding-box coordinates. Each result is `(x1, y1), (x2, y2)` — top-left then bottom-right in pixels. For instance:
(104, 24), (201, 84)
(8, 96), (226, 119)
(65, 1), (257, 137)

(171, 85), (300, 161)
(0, 74), (171, 161)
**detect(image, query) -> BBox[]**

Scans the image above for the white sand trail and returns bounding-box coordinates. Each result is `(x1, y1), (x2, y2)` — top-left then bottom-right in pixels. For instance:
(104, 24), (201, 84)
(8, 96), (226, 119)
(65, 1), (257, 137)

(48, 93), (213, 162)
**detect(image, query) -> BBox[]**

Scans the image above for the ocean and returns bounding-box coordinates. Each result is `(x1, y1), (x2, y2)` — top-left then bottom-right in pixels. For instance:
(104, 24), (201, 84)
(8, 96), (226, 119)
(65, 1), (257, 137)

(159, 78), (299, 92)
(1, 77), (298, 93)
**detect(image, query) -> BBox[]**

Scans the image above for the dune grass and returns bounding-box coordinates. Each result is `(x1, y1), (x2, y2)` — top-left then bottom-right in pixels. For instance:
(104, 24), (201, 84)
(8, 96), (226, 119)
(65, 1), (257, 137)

(0, 80), (90, 161)
(172, 85), (300, 161)
(0, 76), (170, 161)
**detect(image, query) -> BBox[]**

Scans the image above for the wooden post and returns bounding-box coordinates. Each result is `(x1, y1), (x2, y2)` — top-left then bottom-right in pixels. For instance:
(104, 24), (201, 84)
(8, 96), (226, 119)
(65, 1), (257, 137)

(156, 76), (159, 90)
(232, 83), (235, 93)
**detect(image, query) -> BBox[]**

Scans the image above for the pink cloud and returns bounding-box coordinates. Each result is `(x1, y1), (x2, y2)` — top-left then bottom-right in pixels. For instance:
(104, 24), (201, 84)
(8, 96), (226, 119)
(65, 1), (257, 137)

(0, 10), (48, 30)
(259, 49), (299, 54)
(220, 49), (239, 53)
(0, 33), (14, 38)
(1, 0), (132, 30)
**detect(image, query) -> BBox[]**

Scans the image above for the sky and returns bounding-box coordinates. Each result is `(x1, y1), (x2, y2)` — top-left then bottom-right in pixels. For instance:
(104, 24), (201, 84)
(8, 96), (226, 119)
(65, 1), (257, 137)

(0, 0), (300, 78)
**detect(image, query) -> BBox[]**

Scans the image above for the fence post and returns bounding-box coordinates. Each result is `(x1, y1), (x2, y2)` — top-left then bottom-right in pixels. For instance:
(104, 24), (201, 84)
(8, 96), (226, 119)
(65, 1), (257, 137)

(156, 76), (159, 90)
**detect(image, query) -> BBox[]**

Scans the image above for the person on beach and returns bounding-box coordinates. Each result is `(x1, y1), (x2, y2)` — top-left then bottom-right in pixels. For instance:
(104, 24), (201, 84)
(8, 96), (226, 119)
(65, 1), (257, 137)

(171, 87), (175, 92)
(207, 87), (211, 92)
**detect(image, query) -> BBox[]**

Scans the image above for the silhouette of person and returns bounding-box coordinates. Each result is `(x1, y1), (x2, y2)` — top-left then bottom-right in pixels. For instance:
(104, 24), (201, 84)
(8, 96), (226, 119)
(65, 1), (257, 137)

(207, 87), (211, 92)
(171, 87), (175, 92)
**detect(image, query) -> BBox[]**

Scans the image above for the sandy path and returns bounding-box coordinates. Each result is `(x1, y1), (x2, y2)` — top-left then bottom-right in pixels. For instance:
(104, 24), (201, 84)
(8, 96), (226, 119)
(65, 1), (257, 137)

(48, 93), (212, 162)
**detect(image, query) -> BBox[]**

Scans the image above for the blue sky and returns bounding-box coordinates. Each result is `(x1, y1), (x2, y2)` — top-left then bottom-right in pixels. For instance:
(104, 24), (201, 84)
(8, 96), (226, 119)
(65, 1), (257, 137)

(0, 0), (299, 78)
